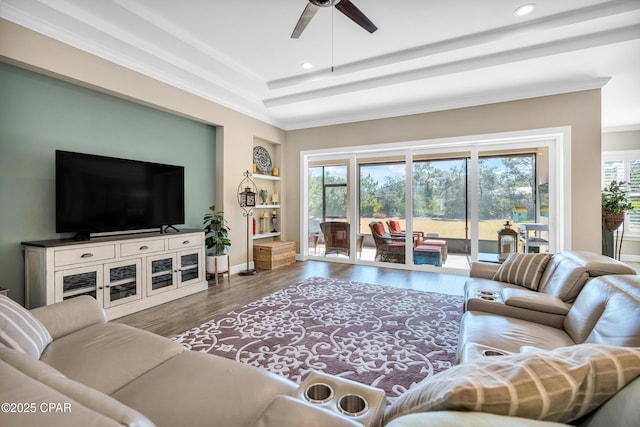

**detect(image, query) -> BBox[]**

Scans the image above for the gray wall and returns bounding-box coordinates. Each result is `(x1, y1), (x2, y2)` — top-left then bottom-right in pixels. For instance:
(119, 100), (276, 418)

(0, 63), (216, 304)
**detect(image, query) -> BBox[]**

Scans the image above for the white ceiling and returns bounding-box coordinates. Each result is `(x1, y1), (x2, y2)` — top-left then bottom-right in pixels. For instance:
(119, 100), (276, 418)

(2, 0), (639, 131)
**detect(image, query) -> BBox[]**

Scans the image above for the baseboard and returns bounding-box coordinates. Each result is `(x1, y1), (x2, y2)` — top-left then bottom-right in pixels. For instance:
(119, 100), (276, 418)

(230, 261), (255, 275)
(621, 254), (640, 263)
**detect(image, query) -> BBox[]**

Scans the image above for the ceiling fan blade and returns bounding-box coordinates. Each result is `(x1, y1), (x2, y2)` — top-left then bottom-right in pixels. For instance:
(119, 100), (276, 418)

(334, 0), (377, 33)
(291, 3), (320, 38)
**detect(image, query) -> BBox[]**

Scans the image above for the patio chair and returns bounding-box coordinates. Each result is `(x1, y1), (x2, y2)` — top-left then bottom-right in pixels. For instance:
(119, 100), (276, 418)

(369, 221), (406, 263)
(320, 222), (351, 257)
(386, 219), (424, 246)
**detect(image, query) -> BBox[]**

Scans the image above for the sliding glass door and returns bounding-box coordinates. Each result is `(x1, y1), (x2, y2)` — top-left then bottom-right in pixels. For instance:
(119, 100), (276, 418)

(301, 132), (560, 273)
(359, 160), (407, 265)
(412, 157), (469, 268)
(476, 153), (537, 260)
(307, 164), (350, 257)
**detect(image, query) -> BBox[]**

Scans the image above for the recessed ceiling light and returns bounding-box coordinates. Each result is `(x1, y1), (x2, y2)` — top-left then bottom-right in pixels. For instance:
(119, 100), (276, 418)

(301, 62), (313, 69)
(514, 3), (536, 17)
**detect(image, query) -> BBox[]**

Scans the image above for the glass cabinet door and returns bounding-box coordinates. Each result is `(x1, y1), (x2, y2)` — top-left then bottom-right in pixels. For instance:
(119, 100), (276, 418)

(147, 254), (178, 296)
(104, 259), (141, 308)
(177, 249), (203, 287)
(55, 265), (103, 302)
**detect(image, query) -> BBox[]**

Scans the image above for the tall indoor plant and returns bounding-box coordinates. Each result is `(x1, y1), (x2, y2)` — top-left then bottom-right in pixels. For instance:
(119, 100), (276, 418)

(602, 180), (633, 232)
(203, 205), (231, 274)
(602, 180), (634, 260)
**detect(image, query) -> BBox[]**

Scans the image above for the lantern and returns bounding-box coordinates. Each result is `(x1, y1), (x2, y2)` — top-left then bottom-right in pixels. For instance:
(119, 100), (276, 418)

(239, 186), (256, 208)
(237, 170), (258, 276)
(497, 220), (518, 261)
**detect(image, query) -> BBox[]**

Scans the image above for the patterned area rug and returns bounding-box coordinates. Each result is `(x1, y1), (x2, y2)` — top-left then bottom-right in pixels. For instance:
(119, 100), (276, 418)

(173, 277), (463, 401)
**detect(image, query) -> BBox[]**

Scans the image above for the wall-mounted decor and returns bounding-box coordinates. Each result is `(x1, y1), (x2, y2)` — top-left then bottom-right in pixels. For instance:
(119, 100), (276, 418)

(253, 146), (272, 175)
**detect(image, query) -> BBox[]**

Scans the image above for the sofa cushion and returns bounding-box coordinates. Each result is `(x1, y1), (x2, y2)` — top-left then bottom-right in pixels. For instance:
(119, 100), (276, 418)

(385, 344), (640, 425)
(0, 348), (154, 427)
(537, 253), (591, 303)
(112, 350), (298, 427)
(570, 251), (636, 277)
(31, 295), (107, 340)
(492, 253), (552, 290)
(502, 288), (570, 315)
(564, 275), (640, 347)
(0, 295), (52, 358)
(456, 311), (574, 363)
(39, 322), (184, 395)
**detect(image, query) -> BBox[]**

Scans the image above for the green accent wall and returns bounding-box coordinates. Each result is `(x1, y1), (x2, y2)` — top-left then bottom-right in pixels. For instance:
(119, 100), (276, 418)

(0, 62), (216, 305)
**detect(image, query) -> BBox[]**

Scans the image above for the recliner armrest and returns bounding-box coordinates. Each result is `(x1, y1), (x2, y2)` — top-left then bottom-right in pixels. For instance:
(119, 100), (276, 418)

(31, 296), (107, 340)
(469, 261), (500, 279)
(249, 395), (362, 427)
(502, 288), (571, 315)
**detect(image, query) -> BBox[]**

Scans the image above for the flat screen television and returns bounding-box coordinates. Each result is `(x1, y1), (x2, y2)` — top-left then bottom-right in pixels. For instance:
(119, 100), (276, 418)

(56, 150), (185, 238)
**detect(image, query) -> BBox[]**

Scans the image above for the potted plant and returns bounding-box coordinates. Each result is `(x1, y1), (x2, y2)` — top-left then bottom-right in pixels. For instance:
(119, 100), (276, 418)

(602, 180), (634, 232)
(203, 205), (231, 275)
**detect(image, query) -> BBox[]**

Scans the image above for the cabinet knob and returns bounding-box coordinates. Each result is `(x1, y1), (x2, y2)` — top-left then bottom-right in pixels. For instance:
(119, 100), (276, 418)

(182, 240), (190, 245)
(139, 245), (149, 250)
(81, 253), (94, 258)
(98, 286), (103, 290)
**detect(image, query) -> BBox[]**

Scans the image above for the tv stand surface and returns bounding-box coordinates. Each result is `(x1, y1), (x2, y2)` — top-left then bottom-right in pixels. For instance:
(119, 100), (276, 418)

(23, 229), (207, 319)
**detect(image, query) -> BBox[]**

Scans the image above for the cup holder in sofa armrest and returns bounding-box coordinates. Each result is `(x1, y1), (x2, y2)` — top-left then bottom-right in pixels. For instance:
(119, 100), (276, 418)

(475, 290), (499, 301)
(337, 394), (368, 417)
(292, 371), (386, 427)
(482, 349), (507, 356)
(305, 383), (334, 404)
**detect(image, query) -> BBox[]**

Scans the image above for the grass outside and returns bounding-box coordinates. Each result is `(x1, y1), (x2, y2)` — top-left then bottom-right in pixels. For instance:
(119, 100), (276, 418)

(358, 218), (521, 240)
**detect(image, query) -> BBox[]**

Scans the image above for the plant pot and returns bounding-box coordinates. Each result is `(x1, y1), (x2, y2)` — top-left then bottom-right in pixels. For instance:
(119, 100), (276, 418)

(602, 211), (625, 232)
(206, 254), (229, 274)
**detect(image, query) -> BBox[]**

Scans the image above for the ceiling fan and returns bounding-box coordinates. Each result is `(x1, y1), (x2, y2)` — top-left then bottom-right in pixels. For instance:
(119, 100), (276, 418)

(291, 0), (378, 39)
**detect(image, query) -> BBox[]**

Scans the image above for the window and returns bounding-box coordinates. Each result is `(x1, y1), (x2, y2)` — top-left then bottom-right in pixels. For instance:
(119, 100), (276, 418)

(308, 164), (349, 256)
(603, 151), (640, 237)
(300, 128), (568, 272)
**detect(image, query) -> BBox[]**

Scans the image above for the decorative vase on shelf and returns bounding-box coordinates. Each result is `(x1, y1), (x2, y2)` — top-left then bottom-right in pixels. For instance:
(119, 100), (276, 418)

(271, 211), (278, 232)
(259, 189), (268, 205)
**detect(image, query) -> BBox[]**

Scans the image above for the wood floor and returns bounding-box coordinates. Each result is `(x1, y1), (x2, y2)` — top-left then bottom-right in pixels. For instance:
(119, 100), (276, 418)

(114, 260), (467, 338)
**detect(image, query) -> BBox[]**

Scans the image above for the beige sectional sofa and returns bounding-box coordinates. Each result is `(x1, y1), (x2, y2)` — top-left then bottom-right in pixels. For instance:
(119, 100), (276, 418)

(1, 251), (639, 427)
(464, 251), (636, 328)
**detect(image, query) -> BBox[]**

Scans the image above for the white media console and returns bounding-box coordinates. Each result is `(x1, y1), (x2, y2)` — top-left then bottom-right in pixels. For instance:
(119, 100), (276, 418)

(23, 229), (207, 319)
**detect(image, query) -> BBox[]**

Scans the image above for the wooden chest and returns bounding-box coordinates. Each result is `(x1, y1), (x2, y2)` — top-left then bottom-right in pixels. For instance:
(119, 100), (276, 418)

(253, 241), (296, 270)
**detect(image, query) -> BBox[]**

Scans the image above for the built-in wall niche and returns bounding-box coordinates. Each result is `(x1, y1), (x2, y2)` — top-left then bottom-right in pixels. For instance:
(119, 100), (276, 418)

(252, 138), (282, 240)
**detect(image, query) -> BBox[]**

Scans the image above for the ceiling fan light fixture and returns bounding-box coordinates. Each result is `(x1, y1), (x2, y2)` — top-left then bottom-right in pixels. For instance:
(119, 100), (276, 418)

(514, 3), (536, 17)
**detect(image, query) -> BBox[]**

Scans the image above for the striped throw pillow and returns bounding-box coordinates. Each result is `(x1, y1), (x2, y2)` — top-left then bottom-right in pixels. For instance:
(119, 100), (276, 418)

(384, 344), (640, 424)
(0, 295), (52, 358)
(493, 253), (552, 290)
